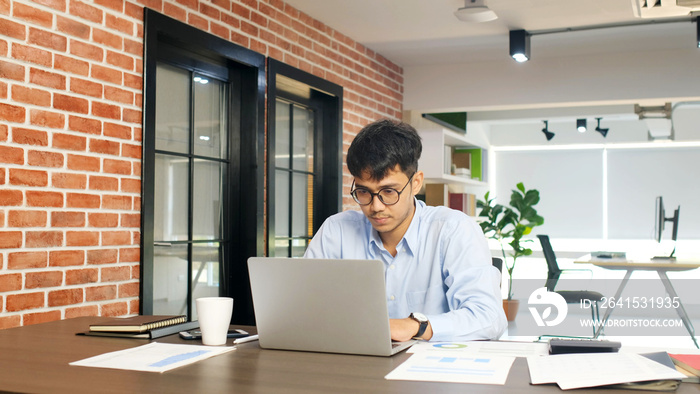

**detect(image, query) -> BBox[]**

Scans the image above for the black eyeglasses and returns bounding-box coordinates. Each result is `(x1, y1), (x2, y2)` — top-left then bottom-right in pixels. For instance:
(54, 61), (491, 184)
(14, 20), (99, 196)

(350, 174), (414, 206)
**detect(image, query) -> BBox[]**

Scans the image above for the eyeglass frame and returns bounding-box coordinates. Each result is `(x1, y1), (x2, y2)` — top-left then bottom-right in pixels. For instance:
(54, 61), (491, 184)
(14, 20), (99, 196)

(350, 173), (415, 206)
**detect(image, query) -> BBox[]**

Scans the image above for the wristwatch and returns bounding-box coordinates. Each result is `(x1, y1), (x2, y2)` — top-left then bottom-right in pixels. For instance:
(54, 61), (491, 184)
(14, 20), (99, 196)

(409, 312), (429, 339)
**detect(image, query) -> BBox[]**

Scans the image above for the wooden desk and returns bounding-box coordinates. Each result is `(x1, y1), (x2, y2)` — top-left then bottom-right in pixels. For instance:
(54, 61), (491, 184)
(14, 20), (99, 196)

(0, 317), (697, 393)
(575, 255), (700, 347)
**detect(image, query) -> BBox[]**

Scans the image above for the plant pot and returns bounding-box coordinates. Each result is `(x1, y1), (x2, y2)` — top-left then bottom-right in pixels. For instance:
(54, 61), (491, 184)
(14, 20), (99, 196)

(503, 299), (520, 322)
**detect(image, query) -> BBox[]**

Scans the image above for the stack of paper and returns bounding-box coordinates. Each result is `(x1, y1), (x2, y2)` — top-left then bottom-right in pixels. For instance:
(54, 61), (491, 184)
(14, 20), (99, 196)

(527, 352), (686, 390)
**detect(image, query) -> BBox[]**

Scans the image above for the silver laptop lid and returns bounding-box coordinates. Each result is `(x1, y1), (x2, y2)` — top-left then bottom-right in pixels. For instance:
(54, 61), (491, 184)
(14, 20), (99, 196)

(248, 257), (407, 356)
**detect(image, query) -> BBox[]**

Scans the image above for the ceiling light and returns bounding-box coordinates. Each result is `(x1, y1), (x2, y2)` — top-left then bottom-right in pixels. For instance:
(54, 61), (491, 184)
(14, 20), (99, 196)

(541, 120), (555, 141)
(577, 118), (587, 133)
(510, 30), (530, 62)
(595, 118), (609, 137)
(454, 0), (498, 22)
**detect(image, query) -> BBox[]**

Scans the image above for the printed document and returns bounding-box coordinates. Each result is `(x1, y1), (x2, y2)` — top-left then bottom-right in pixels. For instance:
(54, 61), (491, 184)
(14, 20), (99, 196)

(70, 342), (235, 373)
(408, 340), (549, 357)
(385, 351), (515, 385)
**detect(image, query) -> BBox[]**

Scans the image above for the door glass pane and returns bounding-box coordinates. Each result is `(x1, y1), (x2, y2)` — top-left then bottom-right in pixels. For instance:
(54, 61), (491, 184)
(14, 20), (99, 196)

(274, 238), (289, 258)
(292, 106), (313, 171)
(154, 153), (189, 241)
(156, 64), (190, 154)
(292, 172), (310, 237)
(153, 244), (189, 315)
(191, 243), (220, 320)
(275, 169), (289, 238)
(194, 74), (227, 159)
(291, 238), (308, 257)
(275, 100), (290, 168)
(192, 160), (223, 240)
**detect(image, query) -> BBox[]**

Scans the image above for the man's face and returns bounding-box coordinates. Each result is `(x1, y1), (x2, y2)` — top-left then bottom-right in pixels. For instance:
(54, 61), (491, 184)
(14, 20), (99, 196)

(352, 166), (423, 240)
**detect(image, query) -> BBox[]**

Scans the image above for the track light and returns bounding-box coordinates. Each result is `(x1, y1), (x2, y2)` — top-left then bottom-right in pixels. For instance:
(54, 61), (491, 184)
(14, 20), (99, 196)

(576, 118), (587, 133)
(541, 120), (555, 141)
(697, 18), (700, 48)
(595, 117), (609, 137)
(510, 30), (530, 62)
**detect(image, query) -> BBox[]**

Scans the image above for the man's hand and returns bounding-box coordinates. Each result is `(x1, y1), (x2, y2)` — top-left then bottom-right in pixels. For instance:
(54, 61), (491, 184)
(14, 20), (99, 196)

(389, 317), (433, 342)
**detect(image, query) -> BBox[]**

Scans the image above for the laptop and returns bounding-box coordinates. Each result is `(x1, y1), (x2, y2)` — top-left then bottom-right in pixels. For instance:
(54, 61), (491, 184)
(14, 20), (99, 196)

(247, 257), (415, 356)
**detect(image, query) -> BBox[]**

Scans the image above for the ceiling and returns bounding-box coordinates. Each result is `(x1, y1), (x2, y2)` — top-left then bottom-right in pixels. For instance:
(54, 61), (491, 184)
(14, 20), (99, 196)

(283, 0), (700, 140)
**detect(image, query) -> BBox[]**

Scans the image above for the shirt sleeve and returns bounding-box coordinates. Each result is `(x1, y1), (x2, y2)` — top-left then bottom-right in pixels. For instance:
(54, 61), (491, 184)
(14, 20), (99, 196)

(303, 217), (341, 259)
(424, 216), (507, 342)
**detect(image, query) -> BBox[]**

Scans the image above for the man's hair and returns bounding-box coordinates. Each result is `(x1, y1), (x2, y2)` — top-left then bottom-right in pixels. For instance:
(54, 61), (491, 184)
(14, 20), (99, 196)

(347, 119), (422, 181)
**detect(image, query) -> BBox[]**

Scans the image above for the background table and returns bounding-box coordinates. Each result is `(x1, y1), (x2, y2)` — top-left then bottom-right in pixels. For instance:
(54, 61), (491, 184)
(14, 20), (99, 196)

(1, 317), (698, 393)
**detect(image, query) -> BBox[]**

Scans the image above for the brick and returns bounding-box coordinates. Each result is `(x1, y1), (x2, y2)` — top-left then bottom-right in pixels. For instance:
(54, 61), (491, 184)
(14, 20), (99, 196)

(0, 273), (22, 292)
(8, 251), (47, 269)
(6, 292), (44, 311)
(53, 133), (87, 151)
(28, 150), (64, 168)
(29, 109), (65, 128)
(103, 122), (131, 140)
(9, 169), (48, 186)
(93, 27), (122, 50)
(30, 68), (66, 90)
(102, 231), (131, 246)
(101, 301), (128, 316)
(25, 231), (63, 248)
(101, 266), (129, 282)
(105, 13), (133, 34)
(89, 175), (118, 191)
(0, 59), (25, 81)
(89, 138), (120, 155)
(65, 267), (98, 285)
(118, 281), (139, 297)
(0, 124), (7, 140)
(119, 247), (140, 262)
(66, 192), (100, 208)
(8, 210), (47, 227)
(69, 77), (101, 97)
(0, 103), (26, 123)
(70, 0), (103, 23)
(26, 271), (63, 289)
(0, 145), (23, 164)
(87, 248), (118, 265)
(23, 310), (61, 326)
(56, 15), (90, 39)
(103, 159), (131, 175)
(68, 115), (102, 135)
(28, 27), (67, 52)
(49, 249), (85, 267)
(0, 190), (23, 206)
(123, 73), (142, 90)
(12, 86), (51, 107)
(102, 194), (131, 210)
(121, 143), (141, 159)
(91, 64), (122, 85)
(0, 315), (21, 330)
(67, 154), (100, 172)
(50, 211), (85, 227)
(65, 305), (98, 319)
(121, 178), (141, 193)
(70, 39), (103, 62)
(86, 285), (116, 301)
(128, 299), (139, 314)
(13, 3), (53, 28)
(12, 43), (52, 67)
(54, 93), (89, 114)
(26, 191), (63, 207)
(66, 231), (99, 246)
(48, 288), (83, 306)
(0, 231), (22, 248)
(12, 127), (49, 146)
(52, 172), (87, 189)
(0, 17), (26, 41)
(92, 102), (121, 120)
(163, 2), (186, 20)
(106, 51), (134, 72)
(88, 212), (118, 227)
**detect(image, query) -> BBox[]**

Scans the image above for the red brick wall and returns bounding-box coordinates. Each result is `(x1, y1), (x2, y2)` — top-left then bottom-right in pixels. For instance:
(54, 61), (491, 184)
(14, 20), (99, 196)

(0, 0), (403, 328)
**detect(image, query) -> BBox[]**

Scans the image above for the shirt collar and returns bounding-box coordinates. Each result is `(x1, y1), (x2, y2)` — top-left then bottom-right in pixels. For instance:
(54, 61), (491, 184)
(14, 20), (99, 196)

(366, 198), (424, 256)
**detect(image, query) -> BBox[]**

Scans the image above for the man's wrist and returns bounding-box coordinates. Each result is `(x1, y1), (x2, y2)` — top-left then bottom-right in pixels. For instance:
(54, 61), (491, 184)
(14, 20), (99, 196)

(409, 312), (429, 339)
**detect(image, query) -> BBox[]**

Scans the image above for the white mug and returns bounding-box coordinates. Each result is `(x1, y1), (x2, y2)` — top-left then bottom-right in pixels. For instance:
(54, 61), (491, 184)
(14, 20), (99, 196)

(196, 297), (234, 346)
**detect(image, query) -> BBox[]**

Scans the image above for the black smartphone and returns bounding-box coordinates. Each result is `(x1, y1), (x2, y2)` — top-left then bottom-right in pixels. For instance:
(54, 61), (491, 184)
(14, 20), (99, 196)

(179, 328), (248, 340)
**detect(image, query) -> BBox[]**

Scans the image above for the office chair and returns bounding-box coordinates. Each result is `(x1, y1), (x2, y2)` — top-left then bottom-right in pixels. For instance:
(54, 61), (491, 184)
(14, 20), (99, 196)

(491, 257), (503, 273)
(537, 234), (603, 337)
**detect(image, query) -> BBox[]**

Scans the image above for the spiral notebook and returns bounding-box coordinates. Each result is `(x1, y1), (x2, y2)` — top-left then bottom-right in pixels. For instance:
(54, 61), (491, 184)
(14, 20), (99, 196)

(89, 315), (187, 333)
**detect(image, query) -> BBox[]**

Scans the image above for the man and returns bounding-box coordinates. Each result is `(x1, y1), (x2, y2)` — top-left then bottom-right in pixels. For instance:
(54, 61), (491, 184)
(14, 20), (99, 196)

(304, 119), (506, 342)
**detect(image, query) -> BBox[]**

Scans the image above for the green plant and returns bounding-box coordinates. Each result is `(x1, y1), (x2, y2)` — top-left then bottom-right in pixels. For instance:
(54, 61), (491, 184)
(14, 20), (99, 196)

(477, 183), (544, 300)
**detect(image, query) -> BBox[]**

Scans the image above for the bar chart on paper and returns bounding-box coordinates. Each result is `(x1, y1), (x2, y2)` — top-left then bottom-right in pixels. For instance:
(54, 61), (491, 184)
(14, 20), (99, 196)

(384, 351), (515, 385)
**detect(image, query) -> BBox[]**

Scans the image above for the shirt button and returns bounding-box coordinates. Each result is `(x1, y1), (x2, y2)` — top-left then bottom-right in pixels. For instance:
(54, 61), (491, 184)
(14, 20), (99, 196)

(389, 264), (395, 270)
(390, 295), (395, 301)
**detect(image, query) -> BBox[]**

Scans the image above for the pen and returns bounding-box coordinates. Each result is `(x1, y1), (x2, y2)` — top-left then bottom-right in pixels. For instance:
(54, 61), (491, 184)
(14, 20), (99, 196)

(233, 334), (259, 344)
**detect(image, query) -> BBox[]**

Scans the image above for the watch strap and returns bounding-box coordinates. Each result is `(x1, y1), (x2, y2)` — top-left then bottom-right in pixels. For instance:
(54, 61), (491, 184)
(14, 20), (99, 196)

(410, 313), (428, 339)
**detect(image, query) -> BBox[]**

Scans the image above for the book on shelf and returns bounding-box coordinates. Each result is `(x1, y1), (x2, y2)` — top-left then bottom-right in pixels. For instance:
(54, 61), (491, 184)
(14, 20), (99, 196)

(449, 192), (476, 216)
(669, 354), (700, 377)
(80, 320), (199, 339)
(89, 315), (188, 333)
(425, 183), (449, 207)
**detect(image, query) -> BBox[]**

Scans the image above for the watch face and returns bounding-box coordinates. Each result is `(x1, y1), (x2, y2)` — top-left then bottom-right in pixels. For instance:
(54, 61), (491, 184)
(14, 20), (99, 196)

(412, 312), (428, 322)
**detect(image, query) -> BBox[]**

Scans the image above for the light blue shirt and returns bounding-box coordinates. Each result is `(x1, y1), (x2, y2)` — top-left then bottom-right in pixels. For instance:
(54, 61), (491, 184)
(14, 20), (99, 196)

(304, 199), (507, 341)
